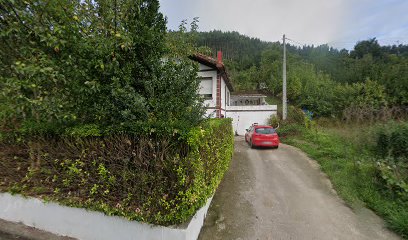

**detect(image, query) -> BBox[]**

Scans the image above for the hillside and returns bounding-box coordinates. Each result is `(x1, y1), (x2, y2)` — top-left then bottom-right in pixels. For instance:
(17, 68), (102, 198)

(196, 30), (272, 68)
(196, 31), (408, 118)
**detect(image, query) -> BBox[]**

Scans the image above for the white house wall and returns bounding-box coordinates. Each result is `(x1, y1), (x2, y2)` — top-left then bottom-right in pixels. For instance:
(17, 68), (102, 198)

(224, 86), (230, 117)
(221, 77), (226, 117)
(198, 64), (213, 71)
(227, 105), (278, 135)
(198, 64), (217, 111)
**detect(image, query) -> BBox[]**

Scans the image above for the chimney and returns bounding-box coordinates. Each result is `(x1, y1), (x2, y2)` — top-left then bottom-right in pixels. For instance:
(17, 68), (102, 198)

(217, 51), (222, 62)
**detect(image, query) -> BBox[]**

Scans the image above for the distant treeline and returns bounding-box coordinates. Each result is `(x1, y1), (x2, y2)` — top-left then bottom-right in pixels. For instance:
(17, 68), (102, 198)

(196, 30), (408, 118)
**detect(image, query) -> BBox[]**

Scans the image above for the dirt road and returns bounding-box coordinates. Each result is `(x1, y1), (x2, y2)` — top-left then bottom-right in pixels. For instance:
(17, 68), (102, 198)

(198, 137), (400, 240)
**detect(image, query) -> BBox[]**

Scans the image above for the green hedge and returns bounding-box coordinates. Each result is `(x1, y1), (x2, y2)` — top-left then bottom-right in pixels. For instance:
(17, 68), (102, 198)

(0, 119), (234, 225)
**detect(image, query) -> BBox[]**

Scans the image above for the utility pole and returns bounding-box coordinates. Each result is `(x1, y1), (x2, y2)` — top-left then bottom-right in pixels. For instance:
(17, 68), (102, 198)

(282, 34), (287, 120)
(396, 40), (400, 56)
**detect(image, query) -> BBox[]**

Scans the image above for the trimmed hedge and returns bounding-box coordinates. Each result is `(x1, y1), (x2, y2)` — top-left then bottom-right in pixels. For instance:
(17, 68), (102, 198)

(0, 119), (234, 225)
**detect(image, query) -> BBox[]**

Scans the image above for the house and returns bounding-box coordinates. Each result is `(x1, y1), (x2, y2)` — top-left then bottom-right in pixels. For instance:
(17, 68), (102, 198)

(190, 52), (277, 135)
(189, 52), (233, 118)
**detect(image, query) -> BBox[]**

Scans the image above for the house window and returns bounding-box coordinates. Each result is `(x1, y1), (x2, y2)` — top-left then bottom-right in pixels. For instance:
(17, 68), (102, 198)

(199, 77), (213, 99)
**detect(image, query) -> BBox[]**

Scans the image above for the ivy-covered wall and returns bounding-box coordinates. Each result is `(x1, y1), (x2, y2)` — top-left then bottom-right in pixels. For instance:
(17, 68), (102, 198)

(0, 118), (234, 226)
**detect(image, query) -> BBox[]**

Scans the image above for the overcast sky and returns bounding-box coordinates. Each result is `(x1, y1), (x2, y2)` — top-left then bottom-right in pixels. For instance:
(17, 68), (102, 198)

(158, 0), (408, 50)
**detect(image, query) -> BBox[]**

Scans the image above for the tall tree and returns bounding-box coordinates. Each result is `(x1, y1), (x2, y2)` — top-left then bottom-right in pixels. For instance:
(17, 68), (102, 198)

(1, 0), (204, 133)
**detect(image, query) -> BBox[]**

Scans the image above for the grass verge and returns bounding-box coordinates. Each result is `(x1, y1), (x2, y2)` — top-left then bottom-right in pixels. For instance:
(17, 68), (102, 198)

(282, 123), (408, 238)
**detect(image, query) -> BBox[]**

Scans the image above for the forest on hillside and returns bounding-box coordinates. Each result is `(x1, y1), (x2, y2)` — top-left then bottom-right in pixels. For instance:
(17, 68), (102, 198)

(196, 31), (408, 119)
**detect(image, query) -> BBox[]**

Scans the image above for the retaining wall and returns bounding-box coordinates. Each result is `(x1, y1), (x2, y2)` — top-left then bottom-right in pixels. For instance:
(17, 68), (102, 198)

(0, 193), (213, 240)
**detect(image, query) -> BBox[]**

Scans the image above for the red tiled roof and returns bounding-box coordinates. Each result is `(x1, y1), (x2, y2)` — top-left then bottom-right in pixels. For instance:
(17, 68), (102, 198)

(189, 54), (234, 92)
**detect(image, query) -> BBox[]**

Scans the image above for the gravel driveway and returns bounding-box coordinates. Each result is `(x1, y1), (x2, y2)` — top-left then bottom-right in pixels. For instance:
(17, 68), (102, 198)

(198, 137), (400, 240)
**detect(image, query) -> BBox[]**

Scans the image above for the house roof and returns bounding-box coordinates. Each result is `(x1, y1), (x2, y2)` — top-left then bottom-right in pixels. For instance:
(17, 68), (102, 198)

(189, 54), (234, 92)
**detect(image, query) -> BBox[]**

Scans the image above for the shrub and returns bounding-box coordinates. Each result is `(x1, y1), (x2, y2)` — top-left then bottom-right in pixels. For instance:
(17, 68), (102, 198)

(374, 122), (408, 160)
(285, 106), (307, 125)
(376, 160), (408, 201)
(389, 124), (408, 160)
(1, 1), (205, 136)
(275, 106), (311, 138)
(277, 124), (306, 138)
(373, 121), (408, 204)
(268, 114), (280, 128)
(65, 124), (102, 137)
(0, 119), (234, 226)
(376, 129), (390, 158)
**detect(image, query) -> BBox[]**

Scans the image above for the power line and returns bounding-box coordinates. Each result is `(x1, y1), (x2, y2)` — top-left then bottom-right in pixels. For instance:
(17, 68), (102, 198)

(285, 36), (408, 48)
(285, 38), (304, 46)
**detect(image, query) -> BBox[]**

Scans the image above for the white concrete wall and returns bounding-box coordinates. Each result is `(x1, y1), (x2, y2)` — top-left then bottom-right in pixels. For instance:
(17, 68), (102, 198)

(227, 105), (278, 135)
(0, 193), (213, 240)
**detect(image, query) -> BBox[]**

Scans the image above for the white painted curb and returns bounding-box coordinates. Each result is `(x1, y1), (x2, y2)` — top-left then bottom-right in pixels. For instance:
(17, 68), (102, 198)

(0, 193), (213, 240)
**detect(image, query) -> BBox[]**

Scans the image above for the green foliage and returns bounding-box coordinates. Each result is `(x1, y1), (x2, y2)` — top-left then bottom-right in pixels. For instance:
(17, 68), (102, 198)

(376, 130), (391, 159)
(0, 0), (205, 135)
(286, 106), (309, 125)
(65, 124), (102, 137)
(145, 60), (204, 126)
(353, 79), (388, 108)
(268, 115), (280, 128)
(271, 106), (312, 138)
(373, 122), (408, 206)
(276, 123), (306, 138)
(162, 118), (234, 223)
(351, 38), (383, 59)
(374, 122), (408, 160)
(15, 120), (63, 138)
(0, 119), (234, 226)
(196, 31), (408, 118)
(196, 30), (271, 69)
(377, 160), (408, 201)
(389, 124), (408, 160)
(283, 121), (408, 238)
(0, 4), (221, 226)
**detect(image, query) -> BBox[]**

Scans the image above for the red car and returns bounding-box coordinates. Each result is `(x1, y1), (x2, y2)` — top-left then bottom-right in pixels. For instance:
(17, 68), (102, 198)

(245, 124), (280, 148)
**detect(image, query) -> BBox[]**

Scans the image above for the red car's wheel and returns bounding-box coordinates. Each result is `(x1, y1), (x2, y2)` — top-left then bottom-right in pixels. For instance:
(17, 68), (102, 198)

(250, 139), (255, 149)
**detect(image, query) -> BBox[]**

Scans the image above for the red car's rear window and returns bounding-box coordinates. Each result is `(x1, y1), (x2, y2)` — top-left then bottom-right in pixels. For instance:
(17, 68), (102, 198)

(255, 128), (275, 134)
